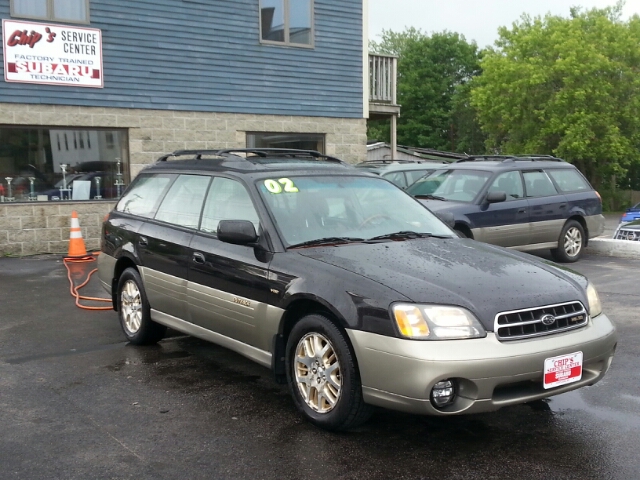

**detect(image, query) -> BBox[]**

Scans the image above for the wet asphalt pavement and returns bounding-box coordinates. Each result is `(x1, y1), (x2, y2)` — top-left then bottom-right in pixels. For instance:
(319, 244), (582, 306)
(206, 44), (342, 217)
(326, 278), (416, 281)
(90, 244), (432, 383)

(1, 252), (639, 480)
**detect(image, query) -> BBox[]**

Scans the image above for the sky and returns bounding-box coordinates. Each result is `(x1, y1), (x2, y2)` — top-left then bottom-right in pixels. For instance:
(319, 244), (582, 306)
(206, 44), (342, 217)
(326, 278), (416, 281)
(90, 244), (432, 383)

(369, 0), (640, 48)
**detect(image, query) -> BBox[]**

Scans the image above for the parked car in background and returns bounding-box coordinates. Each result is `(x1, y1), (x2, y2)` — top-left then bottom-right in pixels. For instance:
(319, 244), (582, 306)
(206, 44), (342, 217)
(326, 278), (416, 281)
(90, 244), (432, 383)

(406, 155), (605, 262)
(98, 148), (616, 431)
(40, 172), (117, 200)
(620, 202), (640, 223)
(613, 219), (640, 241)
(355, 160), (444, 189)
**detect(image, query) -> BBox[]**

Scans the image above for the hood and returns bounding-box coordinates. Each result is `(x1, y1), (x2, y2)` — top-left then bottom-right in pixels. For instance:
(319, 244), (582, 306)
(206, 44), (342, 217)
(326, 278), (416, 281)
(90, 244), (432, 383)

(620, 219), (640, 229)
(296, 238), (588, 331)
(416, 199), (468, 213)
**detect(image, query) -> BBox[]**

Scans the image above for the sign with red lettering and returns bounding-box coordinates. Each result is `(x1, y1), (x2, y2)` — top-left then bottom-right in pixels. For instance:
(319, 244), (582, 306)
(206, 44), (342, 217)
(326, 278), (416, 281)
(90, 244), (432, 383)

(2, 19), (103, 88)
(543, 351), (583, 389)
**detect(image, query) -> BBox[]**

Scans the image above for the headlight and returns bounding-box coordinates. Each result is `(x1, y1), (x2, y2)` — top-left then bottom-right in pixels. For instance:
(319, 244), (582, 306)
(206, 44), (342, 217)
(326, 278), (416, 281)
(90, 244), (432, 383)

(586, 283), (602, 317)
(392, 304), (486, 340)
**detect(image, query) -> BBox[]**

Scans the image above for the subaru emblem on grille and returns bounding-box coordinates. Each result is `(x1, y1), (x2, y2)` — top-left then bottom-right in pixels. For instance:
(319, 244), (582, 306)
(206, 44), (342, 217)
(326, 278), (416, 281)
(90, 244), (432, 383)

(541, 314), (556, 326)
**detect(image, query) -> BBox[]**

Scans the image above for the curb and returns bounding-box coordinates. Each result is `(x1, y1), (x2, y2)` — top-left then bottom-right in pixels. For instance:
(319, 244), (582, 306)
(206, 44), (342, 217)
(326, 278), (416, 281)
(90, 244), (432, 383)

(586, 237), (640, 259)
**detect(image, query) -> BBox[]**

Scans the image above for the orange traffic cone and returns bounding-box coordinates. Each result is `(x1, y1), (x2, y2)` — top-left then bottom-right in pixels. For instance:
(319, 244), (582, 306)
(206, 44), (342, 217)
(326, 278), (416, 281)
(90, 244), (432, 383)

(67, 211), (88, 258)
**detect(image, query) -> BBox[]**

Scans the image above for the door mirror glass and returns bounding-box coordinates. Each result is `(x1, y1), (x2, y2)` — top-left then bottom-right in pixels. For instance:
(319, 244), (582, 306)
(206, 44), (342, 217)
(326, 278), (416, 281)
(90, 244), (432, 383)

(435, 211), (456, 228)
(486, 191), (507, 203)
(217, 220), (258, 245)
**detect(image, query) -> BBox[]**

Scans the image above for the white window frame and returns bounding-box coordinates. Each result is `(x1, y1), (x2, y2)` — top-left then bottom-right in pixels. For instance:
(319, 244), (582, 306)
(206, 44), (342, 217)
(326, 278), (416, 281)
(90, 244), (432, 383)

(10, 0), (91, 24)
(259, 0), (314, 48)
(247, 132), (325, 153)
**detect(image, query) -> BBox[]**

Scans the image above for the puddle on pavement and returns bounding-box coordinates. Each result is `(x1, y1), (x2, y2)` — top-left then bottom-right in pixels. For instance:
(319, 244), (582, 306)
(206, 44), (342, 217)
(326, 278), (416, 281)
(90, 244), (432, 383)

(547, 389), (640, 428)
(104, 337), (291, 415)
(106, 347), (193, 371)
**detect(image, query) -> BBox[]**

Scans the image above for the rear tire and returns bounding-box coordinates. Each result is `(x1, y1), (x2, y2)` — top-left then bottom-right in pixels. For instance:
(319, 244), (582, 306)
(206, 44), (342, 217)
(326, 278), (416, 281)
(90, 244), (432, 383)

(285, 314), (373, 431)
(117, 267), (166, 345)
(551, 220), (585, 263)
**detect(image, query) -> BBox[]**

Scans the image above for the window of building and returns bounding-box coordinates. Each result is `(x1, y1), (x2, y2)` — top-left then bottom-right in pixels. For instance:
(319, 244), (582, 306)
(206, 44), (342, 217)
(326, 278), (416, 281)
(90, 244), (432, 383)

(11, 0), (90, 23)
(246, 132), (325, 153)
(260, 0), (313, 47)
(0, 127), (129, 202)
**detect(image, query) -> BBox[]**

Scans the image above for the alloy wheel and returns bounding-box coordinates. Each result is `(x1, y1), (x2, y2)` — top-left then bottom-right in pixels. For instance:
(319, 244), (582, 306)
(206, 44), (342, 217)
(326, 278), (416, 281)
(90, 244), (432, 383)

(564, 226), (583, 258)
(294, 333), (342, 413)
(121, 279), (143, 334)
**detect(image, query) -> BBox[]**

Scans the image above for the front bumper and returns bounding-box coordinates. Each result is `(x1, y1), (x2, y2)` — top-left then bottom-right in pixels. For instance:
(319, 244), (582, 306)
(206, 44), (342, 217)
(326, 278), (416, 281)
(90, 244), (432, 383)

(347, 314), (616, 416)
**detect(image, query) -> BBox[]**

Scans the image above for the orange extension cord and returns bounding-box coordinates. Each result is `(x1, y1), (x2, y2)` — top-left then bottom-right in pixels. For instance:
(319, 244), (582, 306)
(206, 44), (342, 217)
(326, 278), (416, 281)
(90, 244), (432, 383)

(63, 252), (113, 311)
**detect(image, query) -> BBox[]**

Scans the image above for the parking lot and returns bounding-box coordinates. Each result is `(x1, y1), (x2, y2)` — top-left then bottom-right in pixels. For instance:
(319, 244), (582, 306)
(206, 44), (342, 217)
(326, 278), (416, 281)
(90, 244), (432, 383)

(1, 250), (639, 480)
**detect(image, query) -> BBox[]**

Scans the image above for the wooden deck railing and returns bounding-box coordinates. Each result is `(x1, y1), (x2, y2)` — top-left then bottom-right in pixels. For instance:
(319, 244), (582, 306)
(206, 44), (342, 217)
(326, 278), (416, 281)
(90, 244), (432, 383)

(369, 54), (397, 104)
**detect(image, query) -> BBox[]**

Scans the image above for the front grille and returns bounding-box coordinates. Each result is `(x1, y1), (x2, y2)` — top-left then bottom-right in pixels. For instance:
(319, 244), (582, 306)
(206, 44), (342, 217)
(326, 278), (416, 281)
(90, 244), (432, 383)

(494, 301), (588, 341)
(614, 228), (640, 241)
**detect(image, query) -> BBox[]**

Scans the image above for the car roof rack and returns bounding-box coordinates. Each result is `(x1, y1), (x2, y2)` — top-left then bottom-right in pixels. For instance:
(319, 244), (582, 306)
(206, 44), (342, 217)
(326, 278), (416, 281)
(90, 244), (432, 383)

(356, 159), (429, 165)
(455, 154), (565, 163)
(156, 148), (347, 165)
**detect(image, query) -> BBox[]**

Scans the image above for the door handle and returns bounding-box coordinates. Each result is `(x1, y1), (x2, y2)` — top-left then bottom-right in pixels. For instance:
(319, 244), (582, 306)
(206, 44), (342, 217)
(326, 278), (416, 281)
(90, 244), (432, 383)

(192, 252), (205, 264)
(518, 209), (527, 214)
(559, 203), (567, 209)
(138, 236), (148, 246)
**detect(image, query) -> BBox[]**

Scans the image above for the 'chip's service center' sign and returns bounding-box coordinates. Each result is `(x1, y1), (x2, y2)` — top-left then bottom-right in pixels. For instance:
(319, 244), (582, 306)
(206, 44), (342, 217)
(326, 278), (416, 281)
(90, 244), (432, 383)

(2, 19), (103, 88)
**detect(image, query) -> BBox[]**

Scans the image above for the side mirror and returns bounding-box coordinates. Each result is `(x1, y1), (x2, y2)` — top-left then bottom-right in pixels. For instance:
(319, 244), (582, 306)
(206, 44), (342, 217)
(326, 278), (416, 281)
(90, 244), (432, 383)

(217, 220), (258, 245)
(486, 191), (507, 203)
(435, 211), (456, 229)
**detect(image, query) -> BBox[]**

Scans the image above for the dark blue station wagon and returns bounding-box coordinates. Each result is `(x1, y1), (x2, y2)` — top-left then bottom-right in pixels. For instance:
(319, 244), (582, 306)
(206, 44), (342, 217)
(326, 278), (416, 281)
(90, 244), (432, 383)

(406, 156), (605, 262)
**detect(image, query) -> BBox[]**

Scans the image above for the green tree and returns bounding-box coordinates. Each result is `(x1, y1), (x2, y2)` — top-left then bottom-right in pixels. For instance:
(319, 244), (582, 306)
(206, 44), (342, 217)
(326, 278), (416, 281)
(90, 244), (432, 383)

(471, 2), (640, 208)
(369, 29), (484, 153)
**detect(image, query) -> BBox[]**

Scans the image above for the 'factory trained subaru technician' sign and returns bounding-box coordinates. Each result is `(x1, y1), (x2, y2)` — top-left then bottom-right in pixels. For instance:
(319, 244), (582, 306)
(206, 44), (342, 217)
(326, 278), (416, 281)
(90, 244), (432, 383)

(2, 19), (103, 88)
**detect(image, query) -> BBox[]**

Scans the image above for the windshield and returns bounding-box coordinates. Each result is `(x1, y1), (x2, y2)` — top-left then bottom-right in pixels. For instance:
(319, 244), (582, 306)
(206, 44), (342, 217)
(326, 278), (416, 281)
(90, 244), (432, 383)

(406, 169), (492, 202)
(257, 175), (454, 246)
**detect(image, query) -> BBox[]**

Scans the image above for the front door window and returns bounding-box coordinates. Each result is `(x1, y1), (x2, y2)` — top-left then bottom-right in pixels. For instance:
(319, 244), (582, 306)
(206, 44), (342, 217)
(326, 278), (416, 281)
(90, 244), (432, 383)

(488, 171), (524, 201)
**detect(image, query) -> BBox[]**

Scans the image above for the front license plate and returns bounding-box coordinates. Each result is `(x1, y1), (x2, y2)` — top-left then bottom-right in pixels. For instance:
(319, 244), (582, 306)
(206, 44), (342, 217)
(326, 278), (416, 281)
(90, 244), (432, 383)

(543, 351), (583, 389)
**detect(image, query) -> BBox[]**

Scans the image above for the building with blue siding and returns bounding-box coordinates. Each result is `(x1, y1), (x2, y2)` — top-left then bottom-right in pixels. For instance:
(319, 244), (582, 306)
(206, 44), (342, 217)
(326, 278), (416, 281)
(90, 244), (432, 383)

(0, 0), (371, 255)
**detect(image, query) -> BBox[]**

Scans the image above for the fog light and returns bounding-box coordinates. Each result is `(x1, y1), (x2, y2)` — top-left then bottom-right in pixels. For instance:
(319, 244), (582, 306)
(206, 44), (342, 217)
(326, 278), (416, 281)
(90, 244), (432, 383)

(431, 380), (456, 408)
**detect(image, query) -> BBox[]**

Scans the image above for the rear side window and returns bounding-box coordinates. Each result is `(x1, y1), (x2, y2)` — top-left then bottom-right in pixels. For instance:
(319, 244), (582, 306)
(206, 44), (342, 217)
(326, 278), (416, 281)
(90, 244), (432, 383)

(155, 175), (211, 228)
(547, 169), (591, 192)
(116, 174), (173, 217)
(523, 171), (558, 197)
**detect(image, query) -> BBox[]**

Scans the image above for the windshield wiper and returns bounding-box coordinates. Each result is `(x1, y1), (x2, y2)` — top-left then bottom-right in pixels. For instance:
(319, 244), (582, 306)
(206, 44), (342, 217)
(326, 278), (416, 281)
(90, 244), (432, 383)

(366, 231), (448, 242)
(288, 237), (364, 249)
(414, 194), (446, 201)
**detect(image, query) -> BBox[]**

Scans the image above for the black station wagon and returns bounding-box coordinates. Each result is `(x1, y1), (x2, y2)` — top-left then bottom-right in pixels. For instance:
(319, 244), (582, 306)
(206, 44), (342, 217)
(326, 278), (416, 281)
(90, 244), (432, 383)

(406, 156), (605, 262)
(98, 149), (617, 431)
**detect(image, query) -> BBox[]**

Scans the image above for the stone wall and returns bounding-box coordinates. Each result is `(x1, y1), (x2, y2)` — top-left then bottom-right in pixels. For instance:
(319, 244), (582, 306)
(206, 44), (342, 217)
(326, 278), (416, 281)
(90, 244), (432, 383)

(0, 202), (115, 256)
(0, 103), (368, 256)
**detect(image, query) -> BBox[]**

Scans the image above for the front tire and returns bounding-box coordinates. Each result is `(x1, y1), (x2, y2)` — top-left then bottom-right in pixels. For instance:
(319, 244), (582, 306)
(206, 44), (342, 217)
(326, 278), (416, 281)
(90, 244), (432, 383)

(454, 226), (470, 239)
(285, 314), (373, 431)
(117, 267), (166, 345)
(551, 220), (585, 263)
